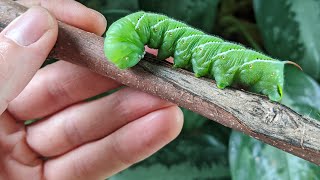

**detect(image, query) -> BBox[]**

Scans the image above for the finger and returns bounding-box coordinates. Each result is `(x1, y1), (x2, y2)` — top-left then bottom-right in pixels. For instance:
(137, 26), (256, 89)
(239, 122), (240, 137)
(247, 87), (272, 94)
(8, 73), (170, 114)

(0, 111), (22, 136)
(145, 46), (174, 63)
(17, 0), (107, 35)
(43, 105), (183, 179)
(0, 7), (57, 113)
(25, 88), (174, 157)
(8, 61), (121, 120)
(0, 112), (42, 167)
(0, 111), (43, 178)
(16, 0), (40, 7)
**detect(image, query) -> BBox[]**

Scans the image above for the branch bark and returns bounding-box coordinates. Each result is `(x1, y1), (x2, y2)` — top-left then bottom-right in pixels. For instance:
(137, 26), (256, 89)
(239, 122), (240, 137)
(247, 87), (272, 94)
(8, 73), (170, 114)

(1, 0), (320, 165)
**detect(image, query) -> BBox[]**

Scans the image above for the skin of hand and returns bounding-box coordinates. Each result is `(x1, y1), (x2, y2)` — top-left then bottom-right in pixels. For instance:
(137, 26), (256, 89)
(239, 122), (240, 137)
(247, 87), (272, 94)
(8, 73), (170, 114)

(0, 0), (184, 179)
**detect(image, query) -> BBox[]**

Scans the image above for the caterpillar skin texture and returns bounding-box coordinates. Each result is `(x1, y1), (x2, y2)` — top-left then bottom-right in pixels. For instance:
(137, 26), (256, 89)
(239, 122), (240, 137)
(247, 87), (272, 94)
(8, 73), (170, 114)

(104, 11), (286, 102)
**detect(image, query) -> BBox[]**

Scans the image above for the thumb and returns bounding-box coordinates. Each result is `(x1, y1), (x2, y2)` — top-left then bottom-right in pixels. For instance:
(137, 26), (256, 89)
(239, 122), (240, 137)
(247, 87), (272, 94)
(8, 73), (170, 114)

(0, 7), (58, 113)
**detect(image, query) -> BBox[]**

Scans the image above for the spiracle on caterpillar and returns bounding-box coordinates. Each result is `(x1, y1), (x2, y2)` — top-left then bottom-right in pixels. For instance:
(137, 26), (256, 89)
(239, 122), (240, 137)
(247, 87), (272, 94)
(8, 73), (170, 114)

(104, 11), (301, 102)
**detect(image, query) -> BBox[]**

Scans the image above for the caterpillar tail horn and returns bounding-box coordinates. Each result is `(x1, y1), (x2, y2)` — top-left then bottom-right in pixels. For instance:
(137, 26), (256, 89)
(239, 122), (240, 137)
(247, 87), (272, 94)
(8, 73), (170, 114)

(284, 61), (303, 71)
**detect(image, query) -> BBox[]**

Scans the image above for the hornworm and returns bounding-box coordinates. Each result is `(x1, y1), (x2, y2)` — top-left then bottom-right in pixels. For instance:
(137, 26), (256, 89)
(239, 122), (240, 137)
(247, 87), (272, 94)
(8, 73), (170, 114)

(104, 11), (300, 102)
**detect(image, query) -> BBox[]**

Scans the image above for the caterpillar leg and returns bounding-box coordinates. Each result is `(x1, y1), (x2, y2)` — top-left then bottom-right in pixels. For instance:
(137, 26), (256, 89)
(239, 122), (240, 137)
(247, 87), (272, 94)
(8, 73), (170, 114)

(251, 81), (282, 101)
(191, 47), (213, 77)
(192, 60), (212, 77)
(157, 47), (174, 60)
(210, 50), (248, 89)
(216, 76), (234, 89)
(237, 60), (285, 101)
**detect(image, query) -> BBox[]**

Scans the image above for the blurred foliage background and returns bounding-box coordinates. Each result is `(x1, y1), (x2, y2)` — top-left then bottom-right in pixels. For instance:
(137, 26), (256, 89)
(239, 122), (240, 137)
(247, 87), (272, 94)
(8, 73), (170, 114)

(77, 0), (320, 179)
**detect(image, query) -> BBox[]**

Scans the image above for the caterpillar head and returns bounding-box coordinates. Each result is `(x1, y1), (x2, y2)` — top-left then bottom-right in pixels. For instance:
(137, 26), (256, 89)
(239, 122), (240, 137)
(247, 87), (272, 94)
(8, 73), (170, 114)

(104, 12), (145, 69)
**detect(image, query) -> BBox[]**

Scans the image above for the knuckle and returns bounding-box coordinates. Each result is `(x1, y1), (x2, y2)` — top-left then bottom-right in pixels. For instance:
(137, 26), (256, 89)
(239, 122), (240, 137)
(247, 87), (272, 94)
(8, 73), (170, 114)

(45, 75), (76, 103)
(110, 91), (131, 121)
(72, 158), (94, 179)
(0, 52), (9, 83)
(63, 117), (83, 147)
(0, 41), (15, 83)
(110, 136), (135, 165)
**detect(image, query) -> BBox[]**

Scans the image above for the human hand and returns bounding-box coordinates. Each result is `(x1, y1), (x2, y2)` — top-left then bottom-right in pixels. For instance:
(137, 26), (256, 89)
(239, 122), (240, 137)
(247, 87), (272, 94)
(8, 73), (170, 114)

(0, 1), (183, 179)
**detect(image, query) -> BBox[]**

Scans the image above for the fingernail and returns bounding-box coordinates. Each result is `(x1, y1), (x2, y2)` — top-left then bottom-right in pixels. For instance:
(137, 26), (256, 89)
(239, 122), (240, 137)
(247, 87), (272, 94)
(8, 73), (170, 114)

(176, 107), (184, 123)
(4, 7), (54, 46)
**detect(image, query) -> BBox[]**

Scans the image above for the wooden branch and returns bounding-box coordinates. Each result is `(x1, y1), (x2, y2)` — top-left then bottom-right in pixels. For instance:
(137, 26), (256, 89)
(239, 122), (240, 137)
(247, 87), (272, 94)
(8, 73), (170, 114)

(1, 0), (320, 165)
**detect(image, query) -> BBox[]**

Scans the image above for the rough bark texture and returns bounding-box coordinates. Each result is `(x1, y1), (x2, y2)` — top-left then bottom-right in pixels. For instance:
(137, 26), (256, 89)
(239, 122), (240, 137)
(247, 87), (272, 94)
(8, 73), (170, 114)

(1, 0), (320, 165)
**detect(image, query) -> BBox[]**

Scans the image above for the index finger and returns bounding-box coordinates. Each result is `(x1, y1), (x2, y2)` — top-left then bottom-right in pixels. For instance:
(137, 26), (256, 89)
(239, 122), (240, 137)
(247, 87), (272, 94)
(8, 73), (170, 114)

(17, 0), (107, 35)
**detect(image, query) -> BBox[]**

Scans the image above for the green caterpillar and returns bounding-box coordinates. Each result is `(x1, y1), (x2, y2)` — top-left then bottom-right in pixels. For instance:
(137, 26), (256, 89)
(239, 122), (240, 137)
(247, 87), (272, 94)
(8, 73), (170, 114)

(104, 11), (300, 102)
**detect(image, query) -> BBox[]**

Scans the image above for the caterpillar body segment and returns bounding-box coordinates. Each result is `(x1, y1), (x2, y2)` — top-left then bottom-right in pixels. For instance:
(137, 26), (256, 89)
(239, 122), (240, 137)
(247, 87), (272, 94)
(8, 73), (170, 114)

(104, 11), (290, 101)
(191, 42), (246, 77)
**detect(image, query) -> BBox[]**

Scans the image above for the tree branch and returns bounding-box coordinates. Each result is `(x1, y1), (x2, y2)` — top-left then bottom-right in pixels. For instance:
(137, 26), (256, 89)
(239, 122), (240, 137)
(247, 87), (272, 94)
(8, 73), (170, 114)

(1, 0), (320, 165)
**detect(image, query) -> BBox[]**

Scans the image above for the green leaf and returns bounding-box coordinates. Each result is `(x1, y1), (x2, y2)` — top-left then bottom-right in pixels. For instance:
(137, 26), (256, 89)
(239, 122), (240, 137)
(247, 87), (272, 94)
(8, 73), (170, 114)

(181, 108), (207, 131)
(79, 0), (139, 25)
(79, 0), (139, 11)
(110, 113), (231, 180)
(181, 108), (231, 147)
(253, 0), (320, 81)
(138, 0), (220, 33)
(282, 66), (320, 120)
(229, 131), (320, 180)
(110, 134), (230, 180)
